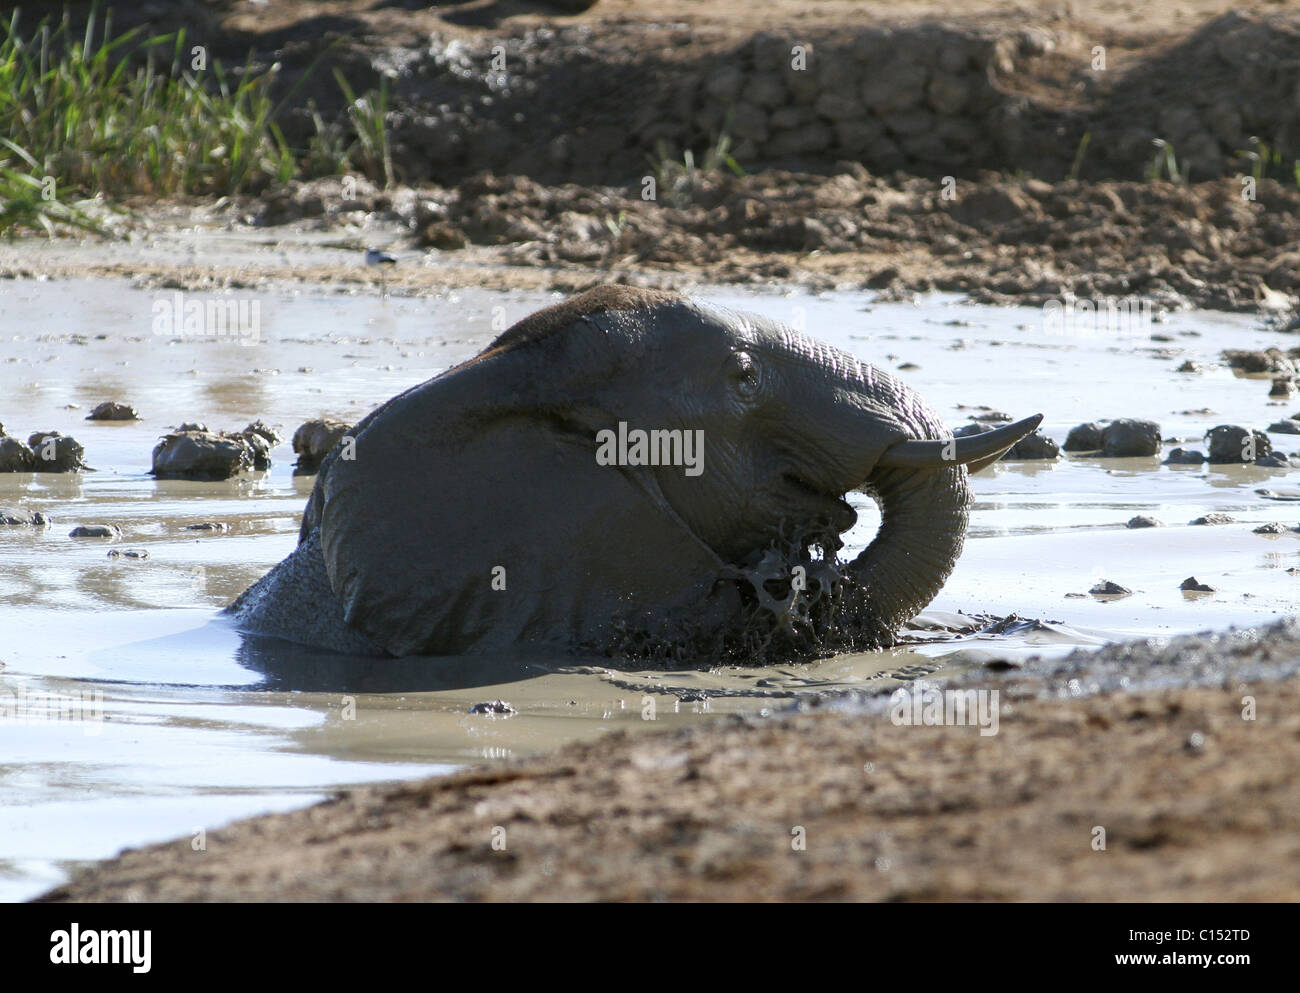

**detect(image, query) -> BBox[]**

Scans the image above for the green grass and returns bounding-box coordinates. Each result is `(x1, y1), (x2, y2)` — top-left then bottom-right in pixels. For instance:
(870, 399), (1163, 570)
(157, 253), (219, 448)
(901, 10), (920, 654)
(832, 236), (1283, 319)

(0, 140), (106, 235)
(0, 3), (392, 235)
(1234, 136), (1300, 189)
(650, 132), (745, 206)
(1144, 138), (1187, 185)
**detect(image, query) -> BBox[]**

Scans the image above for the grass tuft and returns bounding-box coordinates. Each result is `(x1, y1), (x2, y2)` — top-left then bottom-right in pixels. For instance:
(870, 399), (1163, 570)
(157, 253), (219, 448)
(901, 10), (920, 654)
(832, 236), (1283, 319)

(0, 2), (393, 233)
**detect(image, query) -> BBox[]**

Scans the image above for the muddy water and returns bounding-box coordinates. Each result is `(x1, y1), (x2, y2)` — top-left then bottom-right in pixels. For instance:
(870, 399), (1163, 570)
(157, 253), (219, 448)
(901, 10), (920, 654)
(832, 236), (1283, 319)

(2, 275), (1297, 900)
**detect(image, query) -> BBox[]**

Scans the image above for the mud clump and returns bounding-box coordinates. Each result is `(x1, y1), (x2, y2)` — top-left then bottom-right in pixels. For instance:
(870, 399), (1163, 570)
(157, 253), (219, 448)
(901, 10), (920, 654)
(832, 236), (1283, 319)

(0, 427), (86, 472)
(1205, 425), (1270, 464)
(468, 700), (517, 716)
(1180, 577), (1216, 592)
(69, 524), (121, 539)
(0, 509), (51, 527)
(1221, 349), (1299, 375)
(0, 434), (35, 472)
(107, 548), (150, 560)
(1063, 422), (1104, 452)
(1255, 452), (1295, 468)
(1190, 513), (1235, 526)
(1253, 522), (1294, 535)
(292, 418), (353, 474)
(1268, 419), (1300, 435)
(85, 401), (140, 421)
(1126, 515), (1164, 528)
(1100, 419), (1161, 457)
(1089, 580), (1132, 596)
(152, 427), (273, 481)
(26, 432), (87, 473)
(1004, 430), (1059, 460)
(242, 420), (283, 447)
(1165, 447), (1207, 464)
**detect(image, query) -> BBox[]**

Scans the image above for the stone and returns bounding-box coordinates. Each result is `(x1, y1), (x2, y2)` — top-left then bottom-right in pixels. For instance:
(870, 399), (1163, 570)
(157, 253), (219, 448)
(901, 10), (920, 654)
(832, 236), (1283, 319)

(814, 91), (865, 122)
(1063, 422), (1104, 451)
(1004, 431), (1060, 460)
(860, 60), (929, 114)
(1253, 522), (1291, 535)
(1100, 419), (1162, 457)
(85, 401), (139, 421)
(927, 71), (969, 115)
(728, 102), (769, 143)
(0, 436), (36, 472)
(0, 509), (51, 527)
(151, 431), (261, 481)
(747, 73), (788, 109)
(834, 117), (886, 155)
(292, 418), (354, 474)
(764, 122), (833, 158)
(26, 432), (86, 472)
(703, 65), (745, 104)
(1205, 425), (1270, 464)
(1089, 580), (1131, 596)
(69, 524), (122, 539)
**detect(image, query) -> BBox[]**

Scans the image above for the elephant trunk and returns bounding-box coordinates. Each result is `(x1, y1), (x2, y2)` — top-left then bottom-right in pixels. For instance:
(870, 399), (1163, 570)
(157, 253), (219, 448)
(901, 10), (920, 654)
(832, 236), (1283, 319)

(842, 462), (972, 648)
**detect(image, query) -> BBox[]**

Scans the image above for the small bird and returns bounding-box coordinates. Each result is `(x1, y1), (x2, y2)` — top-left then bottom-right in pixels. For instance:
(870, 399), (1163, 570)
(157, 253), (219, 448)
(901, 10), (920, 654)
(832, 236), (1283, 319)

(365, 247), (397, 297)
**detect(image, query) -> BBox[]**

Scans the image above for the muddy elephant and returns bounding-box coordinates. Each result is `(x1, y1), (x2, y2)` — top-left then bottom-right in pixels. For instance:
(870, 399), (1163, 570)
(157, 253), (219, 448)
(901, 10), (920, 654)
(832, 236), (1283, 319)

(228, 286), (1039, 663)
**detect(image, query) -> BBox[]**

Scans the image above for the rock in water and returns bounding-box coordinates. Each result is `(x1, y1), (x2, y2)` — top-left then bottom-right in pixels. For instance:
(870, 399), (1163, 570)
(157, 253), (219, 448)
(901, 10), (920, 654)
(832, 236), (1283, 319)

(26, 432), (87, 472)
(85, 401), (140, 421)
(292, 418), (353, 474)
(1100, 418), (1161, 457)
(1205, 424), (1270, 464)
(0, 509), (51, 527)
(1189, 513), (1235, 526)
(1004, 430), (1060, 460)
(151, 429), (270, 481)
(1063, 422), (1104, 451)
(0, 435), (36, 472)
(69, 524), (122, 539)
(1089, 580), (1132, 596)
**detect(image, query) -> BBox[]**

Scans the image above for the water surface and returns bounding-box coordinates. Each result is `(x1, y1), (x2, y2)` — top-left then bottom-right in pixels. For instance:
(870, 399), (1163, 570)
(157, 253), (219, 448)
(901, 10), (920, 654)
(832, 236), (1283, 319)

(2, 277), (1297, 900)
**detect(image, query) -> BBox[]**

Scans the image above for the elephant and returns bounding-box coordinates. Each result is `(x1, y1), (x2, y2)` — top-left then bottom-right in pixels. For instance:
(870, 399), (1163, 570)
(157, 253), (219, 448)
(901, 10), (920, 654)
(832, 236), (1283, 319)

(227, 286), (1040, 664)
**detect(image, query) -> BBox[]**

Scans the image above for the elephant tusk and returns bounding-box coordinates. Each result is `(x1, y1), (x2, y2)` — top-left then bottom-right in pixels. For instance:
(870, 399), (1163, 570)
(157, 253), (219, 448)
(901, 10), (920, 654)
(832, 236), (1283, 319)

(875, 414), (1044, 471)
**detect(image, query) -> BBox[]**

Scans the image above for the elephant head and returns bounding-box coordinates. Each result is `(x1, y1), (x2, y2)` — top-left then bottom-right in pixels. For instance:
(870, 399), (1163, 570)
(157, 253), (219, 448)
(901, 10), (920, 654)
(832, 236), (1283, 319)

(235, 286), (1039, 661)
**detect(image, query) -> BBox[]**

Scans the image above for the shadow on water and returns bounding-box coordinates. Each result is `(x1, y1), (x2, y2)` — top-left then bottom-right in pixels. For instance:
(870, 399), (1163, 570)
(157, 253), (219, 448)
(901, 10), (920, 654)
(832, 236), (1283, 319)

(233, 632), (582, 693)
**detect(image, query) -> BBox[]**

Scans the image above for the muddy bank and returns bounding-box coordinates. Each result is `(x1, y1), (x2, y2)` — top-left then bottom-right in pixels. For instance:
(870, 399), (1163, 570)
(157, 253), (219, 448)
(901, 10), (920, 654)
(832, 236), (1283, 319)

(36, 1), (1300, 186)
(254, 169), (1300, 312)
(11, 167), (1300, 314)
(38, 619), (1300, 902)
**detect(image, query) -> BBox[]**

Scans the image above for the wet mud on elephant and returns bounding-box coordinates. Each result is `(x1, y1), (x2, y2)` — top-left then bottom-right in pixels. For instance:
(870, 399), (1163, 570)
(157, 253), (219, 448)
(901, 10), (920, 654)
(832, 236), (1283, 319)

(227, 286), (1041, 666)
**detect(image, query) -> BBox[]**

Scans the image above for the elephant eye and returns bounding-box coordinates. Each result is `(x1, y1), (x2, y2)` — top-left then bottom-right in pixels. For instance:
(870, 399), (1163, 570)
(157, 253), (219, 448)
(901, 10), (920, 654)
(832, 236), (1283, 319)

(727, 350), (762, 400)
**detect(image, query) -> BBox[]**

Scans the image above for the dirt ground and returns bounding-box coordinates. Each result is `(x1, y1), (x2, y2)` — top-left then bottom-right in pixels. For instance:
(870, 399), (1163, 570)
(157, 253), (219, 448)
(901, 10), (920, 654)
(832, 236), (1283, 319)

(39, 623), (1300, 902)
(6, 0), (1300, 313)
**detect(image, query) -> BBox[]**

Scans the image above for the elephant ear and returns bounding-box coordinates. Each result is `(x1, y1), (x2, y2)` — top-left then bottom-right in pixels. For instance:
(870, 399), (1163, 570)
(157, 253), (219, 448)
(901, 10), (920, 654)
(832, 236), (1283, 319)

(316, 288), (725, 657)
